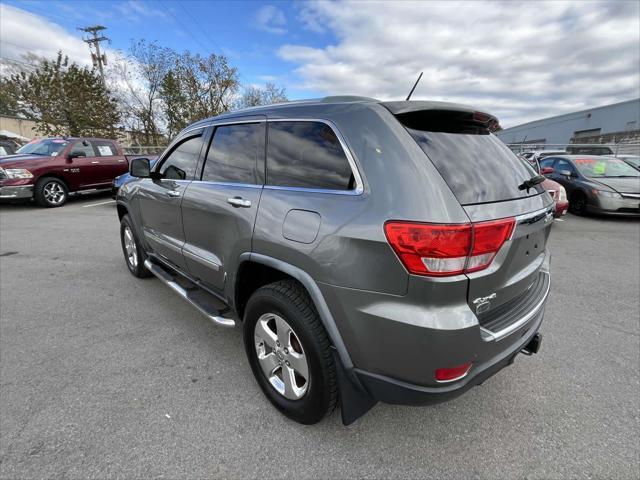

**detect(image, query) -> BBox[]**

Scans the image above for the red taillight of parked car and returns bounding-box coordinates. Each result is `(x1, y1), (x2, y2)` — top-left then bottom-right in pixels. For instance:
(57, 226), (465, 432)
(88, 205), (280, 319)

(384, 218), (515, 277)
(434, 361), (473, 382)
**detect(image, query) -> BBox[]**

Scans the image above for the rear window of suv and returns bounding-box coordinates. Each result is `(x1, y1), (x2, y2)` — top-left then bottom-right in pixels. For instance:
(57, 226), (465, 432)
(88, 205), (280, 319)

(399, 112), (543, 205)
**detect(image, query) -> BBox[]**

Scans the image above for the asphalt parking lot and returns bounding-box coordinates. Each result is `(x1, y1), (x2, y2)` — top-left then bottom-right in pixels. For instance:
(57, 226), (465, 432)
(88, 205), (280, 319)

(1, 194), (638, 479)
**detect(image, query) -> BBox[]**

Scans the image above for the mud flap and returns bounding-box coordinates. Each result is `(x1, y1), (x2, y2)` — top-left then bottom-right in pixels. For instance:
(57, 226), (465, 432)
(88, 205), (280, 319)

(333, 351), (377, 425)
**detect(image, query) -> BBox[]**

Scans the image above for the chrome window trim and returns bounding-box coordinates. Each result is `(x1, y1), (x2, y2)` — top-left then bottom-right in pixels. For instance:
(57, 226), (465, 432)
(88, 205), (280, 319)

(192, 180), (262, 189)
(178, 117), (365, 195)
(266, 118), (364, 195)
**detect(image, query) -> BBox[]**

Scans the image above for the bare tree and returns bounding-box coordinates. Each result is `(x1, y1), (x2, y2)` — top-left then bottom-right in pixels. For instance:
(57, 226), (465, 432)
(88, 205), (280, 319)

(237, 82), (288, 109)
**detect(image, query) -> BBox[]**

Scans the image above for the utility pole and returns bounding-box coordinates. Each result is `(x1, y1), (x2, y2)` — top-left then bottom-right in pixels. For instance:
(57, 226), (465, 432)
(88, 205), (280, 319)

(78, 25), (109, 84)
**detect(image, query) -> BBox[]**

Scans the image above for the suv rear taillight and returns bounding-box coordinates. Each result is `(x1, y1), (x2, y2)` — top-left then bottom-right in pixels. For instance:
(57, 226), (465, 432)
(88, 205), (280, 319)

(384, 218), (515, 277)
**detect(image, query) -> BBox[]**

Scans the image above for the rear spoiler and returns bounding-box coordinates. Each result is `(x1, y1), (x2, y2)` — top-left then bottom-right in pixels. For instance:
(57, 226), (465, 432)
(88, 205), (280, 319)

(382, 101), (501, 133)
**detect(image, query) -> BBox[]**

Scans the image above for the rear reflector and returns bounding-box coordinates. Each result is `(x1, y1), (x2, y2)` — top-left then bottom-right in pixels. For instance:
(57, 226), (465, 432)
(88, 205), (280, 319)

(435, 362), (473, 382)
(384, 218), (515, 276)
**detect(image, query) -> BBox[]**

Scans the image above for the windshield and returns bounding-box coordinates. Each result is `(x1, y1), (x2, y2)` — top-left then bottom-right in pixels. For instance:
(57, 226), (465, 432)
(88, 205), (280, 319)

(574, 157), (640, 177)
(16, 139), (68, 156)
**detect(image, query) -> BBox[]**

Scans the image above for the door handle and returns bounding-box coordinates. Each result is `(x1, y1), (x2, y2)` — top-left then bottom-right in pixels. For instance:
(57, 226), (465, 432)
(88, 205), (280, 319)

(227, 197), (251, 208)
(166, 190), (181, 198)
(91, 161), (100, 164)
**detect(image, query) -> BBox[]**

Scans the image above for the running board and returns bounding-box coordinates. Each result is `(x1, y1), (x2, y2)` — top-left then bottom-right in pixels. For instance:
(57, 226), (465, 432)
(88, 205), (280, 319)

(143, 259), (236, 328)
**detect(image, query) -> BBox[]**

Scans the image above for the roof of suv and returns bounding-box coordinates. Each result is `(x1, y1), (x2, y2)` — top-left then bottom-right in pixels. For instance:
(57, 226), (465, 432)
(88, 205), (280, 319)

(188, 96), (495, 129)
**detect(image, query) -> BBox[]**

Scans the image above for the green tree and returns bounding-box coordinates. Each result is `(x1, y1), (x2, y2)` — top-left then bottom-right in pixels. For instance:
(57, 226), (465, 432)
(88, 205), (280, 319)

(6, 52), (120, 137)
(159, 50), (240, 134)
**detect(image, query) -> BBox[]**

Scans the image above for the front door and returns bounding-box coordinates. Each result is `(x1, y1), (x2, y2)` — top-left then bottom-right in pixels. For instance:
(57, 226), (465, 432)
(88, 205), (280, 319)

(181, 119), (265, 298)
(66, 140), (103, 189)
(137, 131), (206, 270)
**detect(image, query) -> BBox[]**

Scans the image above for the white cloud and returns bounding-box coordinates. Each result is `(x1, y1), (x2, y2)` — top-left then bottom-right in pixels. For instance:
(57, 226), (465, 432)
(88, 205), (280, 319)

(285, 0), (640, 126)
(255, 5), (287, 34)
(0, 4), (95, 68)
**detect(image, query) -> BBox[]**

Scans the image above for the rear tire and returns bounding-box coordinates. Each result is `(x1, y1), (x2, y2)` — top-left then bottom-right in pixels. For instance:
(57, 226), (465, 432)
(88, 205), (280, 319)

(34, 177), (68, 207)
(243, 280), (337, 424)
(569, 191), (588, 216)
(120, 214), (151, 278)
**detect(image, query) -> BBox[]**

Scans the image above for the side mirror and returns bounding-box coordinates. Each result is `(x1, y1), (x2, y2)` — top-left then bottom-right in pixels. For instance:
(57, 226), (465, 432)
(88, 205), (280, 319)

(541, 167), (554, 175)
(68, 150), (86, 160)
(130, 157), (151, 178)
(559, 169), (573, 177)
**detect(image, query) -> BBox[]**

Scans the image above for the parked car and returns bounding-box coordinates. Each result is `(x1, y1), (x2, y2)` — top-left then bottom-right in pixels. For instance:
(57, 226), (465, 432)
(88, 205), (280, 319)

(116, 97), (552, 425)
(524, 158), (568, 217)
(111, 158), (157, 199)
(527, 150), (567, 163)
(616, 154), (640, 170)
(0, 137), (147, 207)
(0, 140), (17, 156)
(565, 145), (613, 156)
(539, 155), (640, 216)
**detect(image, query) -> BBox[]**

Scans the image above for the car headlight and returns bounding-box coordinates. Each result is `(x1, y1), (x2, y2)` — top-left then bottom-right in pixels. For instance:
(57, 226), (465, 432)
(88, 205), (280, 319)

(594, 189), (622, 199)
(2, 168), (34, 179)
(559, 186), (567, 202)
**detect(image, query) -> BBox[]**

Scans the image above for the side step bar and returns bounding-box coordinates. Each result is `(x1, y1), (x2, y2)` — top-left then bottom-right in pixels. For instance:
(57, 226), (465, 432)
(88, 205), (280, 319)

(144, 259), (236, 328)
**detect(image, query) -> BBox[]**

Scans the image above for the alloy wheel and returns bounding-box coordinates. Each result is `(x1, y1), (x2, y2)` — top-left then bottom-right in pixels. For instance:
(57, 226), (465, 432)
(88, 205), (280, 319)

(43, 181), (66, 205)
(254, 313), (309, 400)
(123, 226), (138, 268)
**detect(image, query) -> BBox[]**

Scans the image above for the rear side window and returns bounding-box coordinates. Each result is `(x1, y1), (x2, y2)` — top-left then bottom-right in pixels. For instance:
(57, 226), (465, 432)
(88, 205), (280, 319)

(92, 140), (118, 156)
(267, 121), (354, 190)
(202, 123), (262, 184)
(159, 134), (203, 180)
(405, 122), (544, 205)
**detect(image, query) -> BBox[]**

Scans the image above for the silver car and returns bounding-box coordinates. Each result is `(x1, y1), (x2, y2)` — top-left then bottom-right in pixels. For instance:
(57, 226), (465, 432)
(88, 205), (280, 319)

(116, 97), (553, 424)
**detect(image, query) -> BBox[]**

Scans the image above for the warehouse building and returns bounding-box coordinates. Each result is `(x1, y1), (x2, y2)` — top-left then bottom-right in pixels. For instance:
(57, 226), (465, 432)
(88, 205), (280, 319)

(497, 98), (640, 155)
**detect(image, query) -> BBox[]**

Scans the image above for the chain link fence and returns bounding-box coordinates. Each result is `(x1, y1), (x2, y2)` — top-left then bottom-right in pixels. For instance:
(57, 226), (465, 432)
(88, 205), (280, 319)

(505, 142), (640, 157)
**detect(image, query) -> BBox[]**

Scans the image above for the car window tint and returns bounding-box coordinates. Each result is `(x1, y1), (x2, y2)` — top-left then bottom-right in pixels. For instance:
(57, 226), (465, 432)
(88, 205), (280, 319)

(71, 141), (96, 157)
(539, 158), (556, 169)
(92, 140), (118, 157)
(159, 135), (203, 180)
(556, 159), (573, 172)
(0, 146), (7, 155)
(202, 123), (262, 184)
(267, 121), (354, 190)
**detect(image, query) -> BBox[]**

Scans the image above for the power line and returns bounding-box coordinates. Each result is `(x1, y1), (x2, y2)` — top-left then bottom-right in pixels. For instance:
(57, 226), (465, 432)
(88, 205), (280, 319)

(78, 25), (109, 84)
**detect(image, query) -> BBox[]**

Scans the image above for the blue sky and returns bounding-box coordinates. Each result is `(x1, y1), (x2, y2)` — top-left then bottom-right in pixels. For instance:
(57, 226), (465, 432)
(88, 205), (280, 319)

(1, 0), (639, 126)
(1, 0), (326, 98)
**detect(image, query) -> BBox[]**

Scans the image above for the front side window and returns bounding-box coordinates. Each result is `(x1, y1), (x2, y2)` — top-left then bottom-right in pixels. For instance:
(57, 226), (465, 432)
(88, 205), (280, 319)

(202, 123), (262, 184)
(266, 121), (355, 190)
(70, 141), (96, 158)
(159, 135), (203, 180)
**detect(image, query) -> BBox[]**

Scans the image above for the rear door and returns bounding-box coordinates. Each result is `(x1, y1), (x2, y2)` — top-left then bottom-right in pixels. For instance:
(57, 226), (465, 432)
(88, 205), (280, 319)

(90, 140), (128, 183)
(137, 130), (205, 270)
(181, 118), (265, 298)
(398, 111), (554, 324)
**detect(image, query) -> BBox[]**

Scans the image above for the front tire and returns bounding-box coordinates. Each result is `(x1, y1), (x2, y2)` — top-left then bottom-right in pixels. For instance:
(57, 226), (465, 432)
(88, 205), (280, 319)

(243, 280), (337, 424)
(34, 177), (68, 207)
(570, 191), (588, 216)
(120, 214), (151, 278)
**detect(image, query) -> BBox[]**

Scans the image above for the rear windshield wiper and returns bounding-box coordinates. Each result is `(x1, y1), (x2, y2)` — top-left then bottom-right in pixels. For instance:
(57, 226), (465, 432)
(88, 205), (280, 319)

(518, 175), (545, 193)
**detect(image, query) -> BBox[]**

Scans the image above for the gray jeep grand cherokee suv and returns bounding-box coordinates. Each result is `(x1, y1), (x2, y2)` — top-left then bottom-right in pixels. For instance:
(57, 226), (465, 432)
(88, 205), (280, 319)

(117, 96), (552, 425)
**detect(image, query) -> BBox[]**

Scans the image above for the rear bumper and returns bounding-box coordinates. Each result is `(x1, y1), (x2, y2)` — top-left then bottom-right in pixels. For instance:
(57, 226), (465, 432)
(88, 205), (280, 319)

(355, 310), (543, 405)
(0, 185), (34, 200)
